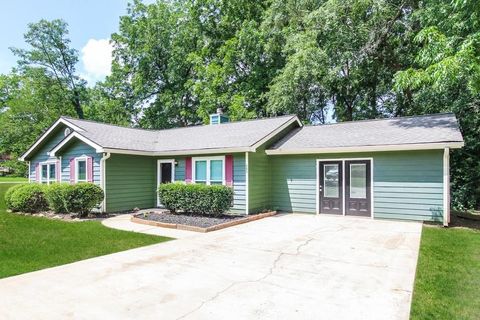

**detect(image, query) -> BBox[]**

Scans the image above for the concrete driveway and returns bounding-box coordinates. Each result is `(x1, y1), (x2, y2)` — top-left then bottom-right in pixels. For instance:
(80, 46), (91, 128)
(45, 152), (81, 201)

(0, 214), (422, 320)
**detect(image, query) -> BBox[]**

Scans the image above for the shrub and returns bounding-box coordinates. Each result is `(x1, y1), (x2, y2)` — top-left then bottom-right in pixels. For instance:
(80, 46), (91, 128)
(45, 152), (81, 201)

(4, 184), (25, 210)
(64, 183), (104, 216)
(7, 184), (48, 213)
(158, 182), (233, 216)
(44, 183), (71, 213)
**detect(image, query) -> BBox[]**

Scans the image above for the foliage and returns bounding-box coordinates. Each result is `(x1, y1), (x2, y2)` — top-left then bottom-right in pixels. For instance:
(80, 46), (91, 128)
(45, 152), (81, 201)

(64, 183), (104, 216)
(158, 182), (233, 216)
(6, 184), (48, 213)
(43, 183), (71, 213)
(10, 19), (87, 119)
(4, 184), (25, 210)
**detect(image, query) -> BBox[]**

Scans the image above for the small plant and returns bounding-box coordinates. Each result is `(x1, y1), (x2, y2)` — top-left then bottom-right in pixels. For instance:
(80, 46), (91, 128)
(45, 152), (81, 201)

(158, 182), (233, 216)
(64, 183), (104, 216)
(4, 184), (25, 210)
(6, 184), (48, 213)
(44, 183), (71, 213)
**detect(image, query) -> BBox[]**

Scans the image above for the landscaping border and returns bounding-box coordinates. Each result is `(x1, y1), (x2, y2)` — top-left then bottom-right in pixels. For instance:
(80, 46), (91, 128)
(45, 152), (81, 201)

(131, 211), (277, 232)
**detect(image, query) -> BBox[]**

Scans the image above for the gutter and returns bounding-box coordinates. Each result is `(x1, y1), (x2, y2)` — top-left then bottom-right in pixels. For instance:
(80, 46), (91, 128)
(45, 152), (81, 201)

(100, 152), (111, 212)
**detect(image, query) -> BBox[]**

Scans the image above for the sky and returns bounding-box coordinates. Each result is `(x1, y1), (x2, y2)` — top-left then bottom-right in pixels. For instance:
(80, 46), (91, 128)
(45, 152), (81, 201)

(0, 0), (154, 85)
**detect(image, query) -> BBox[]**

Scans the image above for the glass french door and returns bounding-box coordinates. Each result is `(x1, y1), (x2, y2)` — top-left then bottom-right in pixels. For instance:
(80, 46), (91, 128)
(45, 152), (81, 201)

(319, 161), (343, 214)
(319, 159), (371, 216)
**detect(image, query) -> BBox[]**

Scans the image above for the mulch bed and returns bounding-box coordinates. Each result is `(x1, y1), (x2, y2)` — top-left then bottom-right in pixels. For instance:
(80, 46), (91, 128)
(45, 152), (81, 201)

(132, 210), (277, 232)
(138, 212), (244, 228)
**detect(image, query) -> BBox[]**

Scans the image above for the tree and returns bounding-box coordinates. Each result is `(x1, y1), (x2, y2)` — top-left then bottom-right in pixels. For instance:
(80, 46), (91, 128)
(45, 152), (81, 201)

(395, 0), (480, 209)
(11, 19), (87, 119)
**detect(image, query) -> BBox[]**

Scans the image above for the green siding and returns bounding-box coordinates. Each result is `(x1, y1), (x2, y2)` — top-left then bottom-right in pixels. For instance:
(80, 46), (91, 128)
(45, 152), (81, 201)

(270, 150), (445, 222)
(105, 154), (156, 212)
(248, 149), (271, 213)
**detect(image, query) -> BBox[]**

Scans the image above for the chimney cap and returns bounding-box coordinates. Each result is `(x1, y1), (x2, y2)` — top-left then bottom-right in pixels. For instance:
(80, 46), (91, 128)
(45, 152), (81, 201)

(216, 107), (223, 115)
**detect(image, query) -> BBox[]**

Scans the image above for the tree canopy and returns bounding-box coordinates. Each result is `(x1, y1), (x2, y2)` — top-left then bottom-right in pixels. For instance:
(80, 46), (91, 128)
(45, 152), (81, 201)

(0, 0), (478, 209)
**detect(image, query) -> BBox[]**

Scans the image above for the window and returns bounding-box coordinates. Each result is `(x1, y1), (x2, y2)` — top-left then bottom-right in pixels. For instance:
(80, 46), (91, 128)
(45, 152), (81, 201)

(324, 164), (339, 198)
(40, 162), (57, 184)
(350, 163), (367, 199)
(193, 157), (224, 185)
(76, 158), (87, 182)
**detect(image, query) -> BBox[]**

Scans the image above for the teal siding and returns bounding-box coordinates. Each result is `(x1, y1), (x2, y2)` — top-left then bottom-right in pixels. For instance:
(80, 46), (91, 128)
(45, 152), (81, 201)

(59, 140), (101, 185)
(28, 125), (68, 181)
(270, 150), (445, 222)
(232, 153), (246, 214)
(105, 154), (156, 212)
(374, 151), (444, 222)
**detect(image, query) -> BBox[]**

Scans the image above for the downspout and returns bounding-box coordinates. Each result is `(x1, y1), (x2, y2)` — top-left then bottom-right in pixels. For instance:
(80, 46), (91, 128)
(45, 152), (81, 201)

(245, 152), (249, 215)
(100, 152), (111, 212)
(443, 147), (450, 227)
(27, 161), (31, 183)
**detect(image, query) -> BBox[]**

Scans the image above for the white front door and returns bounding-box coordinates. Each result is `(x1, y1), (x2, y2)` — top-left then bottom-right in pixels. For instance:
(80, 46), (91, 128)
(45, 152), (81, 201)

(157, 160), (175, 207)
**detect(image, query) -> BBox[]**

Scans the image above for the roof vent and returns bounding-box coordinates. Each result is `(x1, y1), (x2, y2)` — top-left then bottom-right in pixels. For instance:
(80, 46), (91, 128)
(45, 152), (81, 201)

(210, 108), (229, 125)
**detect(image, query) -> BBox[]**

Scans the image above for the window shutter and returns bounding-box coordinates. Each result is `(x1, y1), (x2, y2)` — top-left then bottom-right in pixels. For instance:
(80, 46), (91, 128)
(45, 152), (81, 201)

(56, 160), (61, 182)
(87, 157), (94, 183)
(225, 155), (233, 186)
(69, 158), (75, 184)
(185, 157), (192, 183)
(35, 163), (39, 183)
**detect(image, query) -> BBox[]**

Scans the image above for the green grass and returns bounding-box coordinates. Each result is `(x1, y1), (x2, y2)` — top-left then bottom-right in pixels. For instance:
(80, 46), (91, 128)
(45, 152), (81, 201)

(0, 176), (28, 182)
(0, 183), (171, 279)
(411, 226), (480, 319)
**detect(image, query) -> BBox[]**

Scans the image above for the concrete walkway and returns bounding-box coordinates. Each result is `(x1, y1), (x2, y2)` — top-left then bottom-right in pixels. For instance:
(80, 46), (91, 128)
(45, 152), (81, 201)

(0, 214), (422, 320)
(102, 214), (197, 239)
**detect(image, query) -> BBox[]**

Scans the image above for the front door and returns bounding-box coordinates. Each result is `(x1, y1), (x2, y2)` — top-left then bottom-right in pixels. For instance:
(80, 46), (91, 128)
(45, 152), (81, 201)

(157, 160), (175, 207)
(345, 160), (371, 216)
(319, 161), (343, 214)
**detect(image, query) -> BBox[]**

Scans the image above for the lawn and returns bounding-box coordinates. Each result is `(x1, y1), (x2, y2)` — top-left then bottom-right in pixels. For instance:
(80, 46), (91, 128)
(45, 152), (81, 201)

(0, 176), (28, 182)
(0, 183), (171, 279)
(410, 225), (480, 319)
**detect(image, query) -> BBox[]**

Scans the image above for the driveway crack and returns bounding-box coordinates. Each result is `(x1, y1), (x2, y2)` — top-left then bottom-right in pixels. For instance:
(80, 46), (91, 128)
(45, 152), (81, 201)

(175, 236), (316, 320)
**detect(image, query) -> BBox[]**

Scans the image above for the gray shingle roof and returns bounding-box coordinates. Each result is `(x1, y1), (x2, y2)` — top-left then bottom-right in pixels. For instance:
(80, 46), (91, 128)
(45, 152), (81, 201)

(61, 115), (299, 153)
(268, 113), (463, 152)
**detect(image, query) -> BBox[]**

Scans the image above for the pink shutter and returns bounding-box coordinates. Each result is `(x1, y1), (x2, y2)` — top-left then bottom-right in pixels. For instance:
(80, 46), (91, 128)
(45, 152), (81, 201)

(225, 155), (233, 186)
(185, 157), (192, 183)
(69, 158), (75, 184)
(35, 163), (40, 183)
(56, 160), (61, 182)
(87, 157), (94, 183)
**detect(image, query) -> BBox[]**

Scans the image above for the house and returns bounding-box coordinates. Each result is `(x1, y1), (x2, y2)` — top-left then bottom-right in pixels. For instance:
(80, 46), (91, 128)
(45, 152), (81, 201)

(19, 112), (464, 226)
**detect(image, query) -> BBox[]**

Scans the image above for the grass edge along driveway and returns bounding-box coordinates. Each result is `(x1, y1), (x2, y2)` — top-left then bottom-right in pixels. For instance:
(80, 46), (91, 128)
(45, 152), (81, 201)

(410, 225), (480, 319)
(0, 183), (171, 279)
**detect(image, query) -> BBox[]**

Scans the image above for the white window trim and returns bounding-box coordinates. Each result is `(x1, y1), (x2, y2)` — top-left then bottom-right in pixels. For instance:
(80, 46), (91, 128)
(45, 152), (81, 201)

(192, 156), (226, 185)
(75, 157), (88, 183)
(39, 160), (58, 185)
(316, 158), (374, 218)
(157, 159), (176, 207)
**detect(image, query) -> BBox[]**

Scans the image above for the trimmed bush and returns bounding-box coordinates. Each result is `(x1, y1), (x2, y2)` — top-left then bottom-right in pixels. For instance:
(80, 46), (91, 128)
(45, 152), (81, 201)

(44, 183), (71, 213)
(158, 182), (233, 216)
(4, 184), (25, 210)
(6, 184), (48, 213)
(64, 183), (104, 216)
